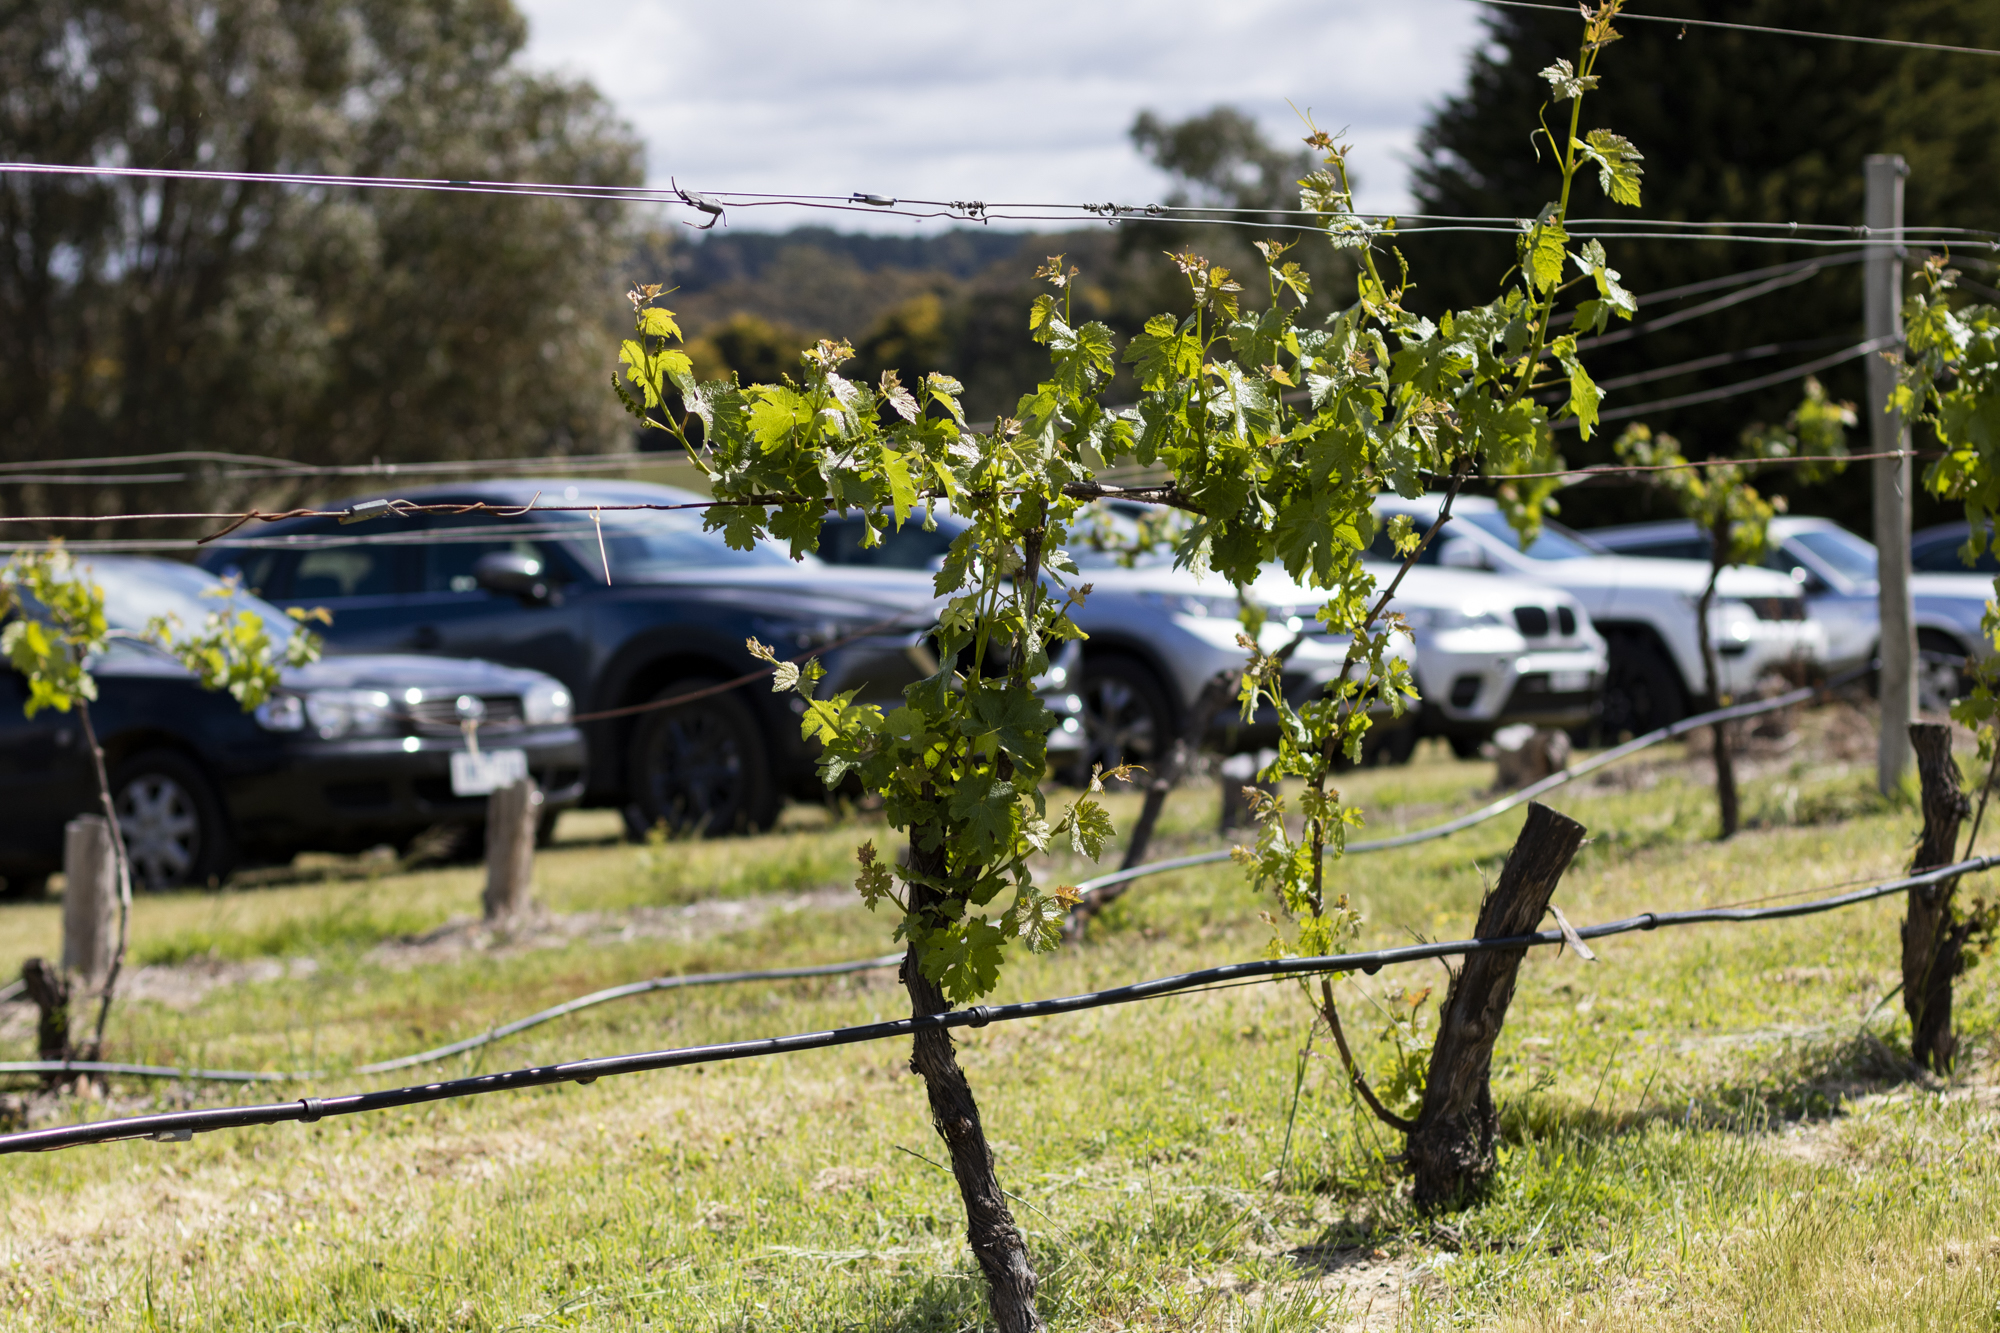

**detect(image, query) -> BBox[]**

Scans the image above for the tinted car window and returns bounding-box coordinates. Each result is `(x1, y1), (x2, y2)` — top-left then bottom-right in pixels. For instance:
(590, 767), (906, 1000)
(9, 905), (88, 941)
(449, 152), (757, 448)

(820, 516), (957, 570)
(1791, 528), (1878, 582)
(86, 559), (301, 642)
(417, 520), (557, 593)
(291, 545), (404, 599)
(1367, 516), (1441, 564)
(1613, 538), (1710, 561)
(1913, 531), (2000, 574)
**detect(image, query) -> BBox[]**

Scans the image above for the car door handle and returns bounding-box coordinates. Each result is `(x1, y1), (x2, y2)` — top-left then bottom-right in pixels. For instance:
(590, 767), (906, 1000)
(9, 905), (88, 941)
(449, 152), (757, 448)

(411, 625), (441, 651)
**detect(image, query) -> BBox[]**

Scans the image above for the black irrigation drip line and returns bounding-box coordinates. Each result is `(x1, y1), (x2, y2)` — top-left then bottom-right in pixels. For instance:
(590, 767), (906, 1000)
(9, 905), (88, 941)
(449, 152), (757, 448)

(0, 664), (1871, 1093)
(0, 954), (905, 1086)
(1068, 666), (1864, 901)
(4, 852), (1988, 1156)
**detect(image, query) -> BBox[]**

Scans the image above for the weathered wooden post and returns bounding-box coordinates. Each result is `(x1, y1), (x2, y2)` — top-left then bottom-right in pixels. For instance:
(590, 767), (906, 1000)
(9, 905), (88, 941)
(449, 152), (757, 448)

(1904, 723), (1971, 1071)
(483, 779), (541, 921)
(61, 815), (117, 988)
(1406, 801), (1587, 1208)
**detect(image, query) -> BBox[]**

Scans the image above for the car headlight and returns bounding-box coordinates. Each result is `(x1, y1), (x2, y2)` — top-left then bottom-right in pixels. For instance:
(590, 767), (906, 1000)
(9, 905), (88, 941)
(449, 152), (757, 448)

(1400, 605), (1507, 631)
(254, 693), (305, 732)
(522, 679), (574, 726)
(302, 689), (395, 739)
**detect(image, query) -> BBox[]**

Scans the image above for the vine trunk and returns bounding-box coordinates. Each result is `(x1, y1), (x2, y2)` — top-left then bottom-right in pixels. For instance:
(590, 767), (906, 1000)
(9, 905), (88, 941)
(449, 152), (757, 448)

(903, 831), (1044, 1333)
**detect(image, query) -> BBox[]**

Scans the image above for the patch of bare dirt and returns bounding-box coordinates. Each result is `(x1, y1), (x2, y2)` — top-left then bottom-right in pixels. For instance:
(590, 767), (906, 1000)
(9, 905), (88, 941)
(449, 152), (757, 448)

(365, 885), (856, 970)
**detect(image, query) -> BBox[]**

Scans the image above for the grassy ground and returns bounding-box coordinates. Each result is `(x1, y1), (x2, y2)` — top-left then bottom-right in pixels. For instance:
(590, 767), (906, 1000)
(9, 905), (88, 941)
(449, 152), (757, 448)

(3, 709), (1999, 1330)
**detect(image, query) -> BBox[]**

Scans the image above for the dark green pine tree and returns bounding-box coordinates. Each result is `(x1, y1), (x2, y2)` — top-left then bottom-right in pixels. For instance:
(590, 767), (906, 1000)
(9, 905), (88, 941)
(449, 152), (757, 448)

(1403, 0), (2000, 531)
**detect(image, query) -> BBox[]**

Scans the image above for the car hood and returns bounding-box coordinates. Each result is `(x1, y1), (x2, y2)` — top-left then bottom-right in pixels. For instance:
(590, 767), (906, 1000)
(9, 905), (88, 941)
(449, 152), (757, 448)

(1360, 563), (1576, 613)
(290, 653), (562, 693)
(1518, 555), (1801, 598)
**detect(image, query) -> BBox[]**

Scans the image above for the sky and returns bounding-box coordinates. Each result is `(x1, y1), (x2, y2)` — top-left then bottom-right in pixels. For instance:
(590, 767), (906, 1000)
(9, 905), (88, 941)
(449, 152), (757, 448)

(515, 0), (1493, 233)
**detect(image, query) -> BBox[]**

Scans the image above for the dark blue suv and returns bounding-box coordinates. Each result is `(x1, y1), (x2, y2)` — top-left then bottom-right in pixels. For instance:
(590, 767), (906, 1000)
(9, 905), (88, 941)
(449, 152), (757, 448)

(199, 480), (953, 837)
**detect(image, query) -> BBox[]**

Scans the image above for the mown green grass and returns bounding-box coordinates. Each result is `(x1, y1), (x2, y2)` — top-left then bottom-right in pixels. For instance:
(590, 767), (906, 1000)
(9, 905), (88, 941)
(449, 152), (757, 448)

(3, 718), (1998, 1330)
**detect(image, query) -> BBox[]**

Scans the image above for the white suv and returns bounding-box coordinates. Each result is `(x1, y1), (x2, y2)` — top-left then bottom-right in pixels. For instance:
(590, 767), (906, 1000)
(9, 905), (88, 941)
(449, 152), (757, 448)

(1357, 561), (1608, 757)
(1372, 494), (1827, 737)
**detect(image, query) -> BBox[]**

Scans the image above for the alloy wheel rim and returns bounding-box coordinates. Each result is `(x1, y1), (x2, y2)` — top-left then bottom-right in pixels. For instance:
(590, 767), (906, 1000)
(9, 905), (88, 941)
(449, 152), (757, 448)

(117, 774), (200, 889)
(643, 711), (745, 833)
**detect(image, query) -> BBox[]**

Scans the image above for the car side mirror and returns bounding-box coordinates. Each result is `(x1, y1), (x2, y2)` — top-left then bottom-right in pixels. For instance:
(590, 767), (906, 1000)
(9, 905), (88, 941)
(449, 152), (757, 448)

(1436, 537), (1487, 571)
(473, 551), (552, 605)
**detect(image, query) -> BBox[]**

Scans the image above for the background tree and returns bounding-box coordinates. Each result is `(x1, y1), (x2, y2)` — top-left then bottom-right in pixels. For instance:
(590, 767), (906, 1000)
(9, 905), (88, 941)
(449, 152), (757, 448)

(0, 0), (643, 532)
(1406, 0), (2000, 532)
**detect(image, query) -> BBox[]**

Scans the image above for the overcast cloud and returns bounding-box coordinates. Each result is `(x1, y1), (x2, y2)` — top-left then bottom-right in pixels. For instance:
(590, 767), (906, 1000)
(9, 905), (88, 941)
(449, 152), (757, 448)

(516, 1), (1492, 233)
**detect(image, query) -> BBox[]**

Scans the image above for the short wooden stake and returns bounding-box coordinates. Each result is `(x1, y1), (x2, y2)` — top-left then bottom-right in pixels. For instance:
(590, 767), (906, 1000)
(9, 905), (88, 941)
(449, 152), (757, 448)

(61, 815), (117, 988)
(20, 959), (70, 1089)
(1904, 723), (1971, 1072)
(483, 779), (541, 921)
(1407, 801), (1587, 1209)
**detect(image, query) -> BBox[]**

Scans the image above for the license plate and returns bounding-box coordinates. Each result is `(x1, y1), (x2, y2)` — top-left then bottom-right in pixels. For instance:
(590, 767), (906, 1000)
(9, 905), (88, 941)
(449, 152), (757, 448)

(450, 748), (528, 797)
(1549, 670), (1592, 692)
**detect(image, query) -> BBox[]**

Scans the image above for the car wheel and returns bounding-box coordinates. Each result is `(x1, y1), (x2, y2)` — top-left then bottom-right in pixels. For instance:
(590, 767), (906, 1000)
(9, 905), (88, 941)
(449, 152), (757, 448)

(625, 680), (777, 838)
(1599, 631), (1688, 740)
(1070, 655), (1176, 783)
(1918, 630), (1971, 713)
(1447, 733), (1484, 761)
(112, 750), (233, 890)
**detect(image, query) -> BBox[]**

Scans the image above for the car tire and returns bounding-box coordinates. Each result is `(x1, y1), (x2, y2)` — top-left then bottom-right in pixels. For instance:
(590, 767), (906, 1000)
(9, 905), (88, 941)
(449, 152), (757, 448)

(1069, 654), (1176, 784)
(1918, 630), (1971, 714)
(624, 680), (777, 838)
(1447, 733), (1484, 761)
(1598, 630), (1688, 740)
(111, 749), (234, 890)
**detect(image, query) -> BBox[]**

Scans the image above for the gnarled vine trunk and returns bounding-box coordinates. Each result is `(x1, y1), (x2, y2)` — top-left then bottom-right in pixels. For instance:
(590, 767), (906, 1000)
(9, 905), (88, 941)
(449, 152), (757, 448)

(904, 834), (1044, 1333)
(1904, 723), (1972, 1071)
(1694, 539), (1739, 839)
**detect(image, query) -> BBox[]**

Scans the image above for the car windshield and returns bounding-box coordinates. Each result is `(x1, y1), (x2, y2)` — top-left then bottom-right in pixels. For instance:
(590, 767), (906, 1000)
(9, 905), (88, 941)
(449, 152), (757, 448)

(573, 508), (797, 573)
(1790, 527), (1878, 582)
(1462, 511), (1603, 561)
(89, 559), (299, 643)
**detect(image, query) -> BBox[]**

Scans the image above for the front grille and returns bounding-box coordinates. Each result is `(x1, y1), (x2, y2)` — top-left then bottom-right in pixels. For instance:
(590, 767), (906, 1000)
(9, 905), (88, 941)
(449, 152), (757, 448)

(407, 695), (525, 735)
(1449, 674), (1482, 707)
(1557, 606), (1577, 636)
(1746, 596), (1806, 622)
(1513, 606), (1550, 637)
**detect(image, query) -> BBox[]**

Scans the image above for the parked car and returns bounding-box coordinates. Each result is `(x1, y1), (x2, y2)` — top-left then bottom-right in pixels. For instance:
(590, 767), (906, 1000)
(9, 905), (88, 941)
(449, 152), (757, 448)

(1367, 494), (1826, 737)
(1913, 521), (2000, 576)
(1585, 515), (1993, 710)
(0, 557), (586, 894)
(815, 508), (1419, 774)
(1356, 560), (1608, 757)
(200, 481), (1080, 838)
